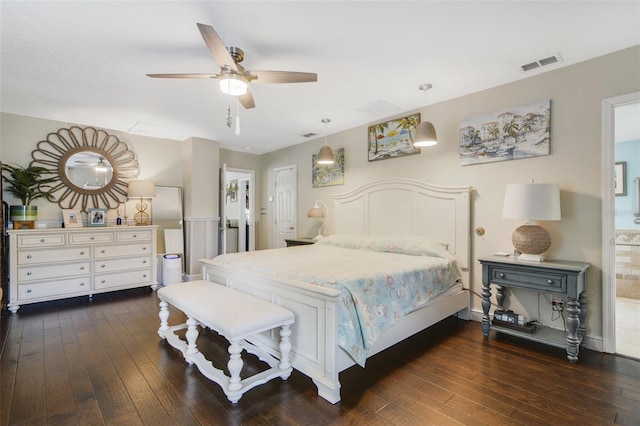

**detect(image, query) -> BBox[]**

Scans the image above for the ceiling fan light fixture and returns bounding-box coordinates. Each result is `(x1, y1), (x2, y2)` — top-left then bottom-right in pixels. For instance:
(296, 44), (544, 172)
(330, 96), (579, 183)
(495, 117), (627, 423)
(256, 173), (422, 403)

(219, 72), (248, 96)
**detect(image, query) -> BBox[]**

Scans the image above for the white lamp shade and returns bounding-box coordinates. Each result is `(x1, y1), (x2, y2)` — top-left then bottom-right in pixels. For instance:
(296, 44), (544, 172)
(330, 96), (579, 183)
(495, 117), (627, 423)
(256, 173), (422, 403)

(317, 145), (335, 164)
(503, 183), (561, 221)
(128, 180), (156, 198)
(307, 202), (325, 218)
(413, 121), (438, 147)
(219, 74), (248, 96)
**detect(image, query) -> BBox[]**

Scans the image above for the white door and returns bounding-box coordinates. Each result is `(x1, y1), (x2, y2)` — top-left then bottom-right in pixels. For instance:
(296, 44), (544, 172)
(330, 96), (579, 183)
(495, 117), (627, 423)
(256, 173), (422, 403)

(274, 165), (297, 248)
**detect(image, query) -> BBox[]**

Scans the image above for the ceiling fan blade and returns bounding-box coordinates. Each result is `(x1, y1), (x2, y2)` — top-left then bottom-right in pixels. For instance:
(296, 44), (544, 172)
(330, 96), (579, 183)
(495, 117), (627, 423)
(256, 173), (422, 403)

(196, 23), (239, 72)
(247, 70), (317, 84)
(146, 73), (219, 79)
(238, 89), (255, 109)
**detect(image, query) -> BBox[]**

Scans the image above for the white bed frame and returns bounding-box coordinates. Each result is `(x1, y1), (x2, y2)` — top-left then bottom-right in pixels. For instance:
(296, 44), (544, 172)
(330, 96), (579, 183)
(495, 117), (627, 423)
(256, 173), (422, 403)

(200, 178), (472, 403)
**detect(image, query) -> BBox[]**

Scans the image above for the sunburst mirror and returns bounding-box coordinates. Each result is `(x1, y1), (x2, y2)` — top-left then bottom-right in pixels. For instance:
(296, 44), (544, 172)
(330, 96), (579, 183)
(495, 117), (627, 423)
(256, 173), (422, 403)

(30, 126), (139, 212)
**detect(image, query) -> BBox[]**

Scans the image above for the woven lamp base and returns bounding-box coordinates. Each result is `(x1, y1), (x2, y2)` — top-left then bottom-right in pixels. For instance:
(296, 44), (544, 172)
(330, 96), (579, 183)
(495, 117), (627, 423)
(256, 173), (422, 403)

(512, 224), (551, 260)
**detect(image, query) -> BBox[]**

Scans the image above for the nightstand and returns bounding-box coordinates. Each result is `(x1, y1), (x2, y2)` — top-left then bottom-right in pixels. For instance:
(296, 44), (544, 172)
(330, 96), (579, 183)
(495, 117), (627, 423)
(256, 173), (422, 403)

(478, 256), (590, 362)
(284, 238), (315, 247)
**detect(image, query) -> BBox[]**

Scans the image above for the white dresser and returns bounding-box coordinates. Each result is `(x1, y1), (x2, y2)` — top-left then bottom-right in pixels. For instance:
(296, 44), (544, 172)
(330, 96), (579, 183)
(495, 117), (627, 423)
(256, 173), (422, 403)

(7, 226), (158, 313)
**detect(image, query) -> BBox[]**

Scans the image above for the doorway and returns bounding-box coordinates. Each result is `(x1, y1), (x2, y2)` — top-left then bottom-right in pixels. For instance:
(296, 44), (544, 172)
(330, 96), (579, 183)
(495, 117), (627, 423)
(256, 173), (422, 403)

(220, 165), (255, 255)
(602, 92), (640, 359)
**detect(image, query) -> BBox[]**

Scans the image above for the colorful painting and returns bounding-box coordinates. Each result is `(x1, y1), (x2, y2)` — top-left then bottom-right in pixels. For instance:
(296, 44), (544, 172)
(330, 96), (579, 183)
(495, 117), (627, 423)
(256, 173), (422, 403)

(367, 113), (421, 161)
(459, 99), (551, 166)
(312, 148), (344, 187)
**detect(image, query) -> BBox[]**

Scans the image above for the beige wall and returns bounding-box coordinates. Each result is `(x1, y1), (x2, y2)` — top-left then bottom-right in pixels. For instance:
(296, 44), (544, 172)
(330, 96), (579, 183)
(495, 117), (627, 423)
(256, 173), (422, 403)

(260, 46), (640, 343)
(2, 46), (639, 345)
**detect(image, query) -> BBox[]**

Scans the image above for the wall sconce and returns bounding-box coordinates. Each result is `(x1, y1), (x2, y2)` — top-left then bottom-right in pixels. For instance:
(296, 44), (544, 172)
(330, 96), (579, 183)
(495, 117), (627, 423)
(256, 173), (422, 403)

(308, 200), (328, 241)
(414, 83), (438, 147)
(502, 180), (561, 261)
(317, 118), (335, 165)
(127, 180), (156, 226)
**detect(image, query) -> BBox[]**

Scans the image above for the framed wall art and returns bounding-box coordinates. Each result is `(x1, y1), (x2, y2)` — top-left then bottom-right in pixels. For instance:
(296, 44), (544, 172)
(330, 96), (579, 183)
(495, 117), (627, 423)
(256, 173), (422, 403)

(459, 99), (551, 166)
(367, 113), (421, 161)
(88, 208), (108, 227)
(312, 147), (344, 187)
(62, 209), (83, 228)
(615, 161), (627, 196)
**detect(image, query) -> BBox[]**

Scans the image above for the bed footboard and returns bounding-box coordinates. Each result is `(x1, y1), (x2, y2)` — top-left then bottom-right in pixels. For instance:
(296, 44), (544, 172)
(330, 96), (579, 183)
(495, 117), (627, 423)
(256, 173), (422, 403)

(200, 258), (344, 402)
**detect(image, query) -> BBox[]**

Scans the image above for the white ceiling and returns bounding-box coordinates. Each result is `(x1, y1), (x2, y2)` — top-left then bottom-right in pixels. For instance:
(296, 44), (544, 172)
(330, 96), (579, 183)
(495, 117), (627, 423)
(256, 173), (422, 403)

(2, 1), (639, 154)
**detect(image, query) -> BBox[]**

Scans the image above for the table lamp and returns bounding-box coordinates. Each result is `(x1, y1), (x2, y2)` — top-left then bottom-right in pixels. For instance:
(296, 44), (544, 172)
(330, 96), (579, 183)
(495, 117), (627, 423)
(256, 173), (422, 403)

(308, 200), (328, 241)
(128, 180), (155, 226)
(502, 180), (561, 261)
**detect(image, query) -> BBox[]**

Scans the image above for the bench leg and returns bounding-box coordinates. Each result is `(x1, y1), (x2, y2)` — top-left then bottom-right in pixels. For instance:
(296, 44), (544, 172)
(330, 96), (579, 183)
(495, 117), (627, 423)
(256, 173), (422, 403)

(227, 340), (244, 394)
(278, 324), (292, 377)
(158, 300), (169, 335)
(185, 316), (200, 360)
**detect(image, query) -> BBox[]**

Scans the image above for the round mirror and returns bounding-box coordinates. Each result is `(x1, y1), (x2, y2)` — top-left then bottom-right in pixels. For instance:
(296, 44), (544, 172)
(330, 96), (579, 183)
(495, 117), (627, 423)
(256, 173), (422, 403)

(30, 126), (139, 212)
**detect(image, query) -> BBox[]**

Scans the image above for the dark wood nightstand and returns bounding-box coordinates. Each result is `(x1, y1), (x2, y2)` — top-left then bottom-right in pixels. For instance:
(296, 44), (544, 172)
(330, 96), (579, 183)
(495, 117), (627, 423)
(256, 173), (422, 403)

(284, 238), (315, 247)
(479, 256), (590, 362)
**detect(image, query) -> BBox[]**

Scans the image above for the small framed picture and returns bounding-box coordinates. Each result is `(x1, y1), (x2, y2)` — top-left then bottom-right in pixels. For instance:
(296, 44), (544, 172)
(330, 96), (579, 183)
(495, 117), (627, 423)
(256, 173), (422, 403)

(62, 209), (83, 228)
(615, 161), (627, 196)
(88, 208), (108, 227)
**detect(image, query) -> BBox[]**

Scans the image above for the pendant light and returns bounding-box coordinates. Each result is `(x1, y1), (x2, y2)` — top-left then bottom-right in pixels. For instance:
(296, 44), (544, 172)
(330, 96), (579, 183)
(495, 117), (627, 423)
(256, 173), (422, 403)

(317, 118), (335, 165)
(414, 83), (438, 147)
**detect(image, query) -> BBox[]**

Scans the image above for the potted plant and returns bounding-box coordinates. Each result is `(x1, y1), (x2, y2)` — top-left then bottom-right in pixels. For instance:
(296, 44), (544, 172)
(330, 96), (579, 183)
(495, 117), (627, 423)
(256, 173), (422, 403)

(1, 163), (55, 222)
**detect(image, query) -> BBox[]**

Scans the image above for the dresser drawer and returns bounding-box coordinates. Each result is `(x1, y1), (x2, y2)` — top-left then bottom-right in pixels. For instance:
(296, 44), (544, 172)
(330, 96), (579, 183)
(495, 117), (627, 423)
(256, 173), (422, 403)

(94, 243), (152, 258)
(19, 277), (90, 300)
(116, 230), (152, 242)
(490, 266), (567, 293)
(94, 269), (152, 289)
(17, 234), (66, 248)
(69, 232), (114, 244)
(94, 256), (151, 273)
(18, 261), (91, 281)
(18, 247), (90, 264)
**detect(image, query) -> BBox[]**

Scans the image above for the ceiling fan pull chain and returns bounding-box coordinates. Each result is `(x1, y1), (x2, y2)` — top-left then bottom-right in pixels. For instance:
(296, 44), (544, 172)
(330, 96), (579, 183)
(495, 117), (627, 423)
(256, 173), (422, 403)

(226, 105), (232, 128)
(235, 98), (241, 136)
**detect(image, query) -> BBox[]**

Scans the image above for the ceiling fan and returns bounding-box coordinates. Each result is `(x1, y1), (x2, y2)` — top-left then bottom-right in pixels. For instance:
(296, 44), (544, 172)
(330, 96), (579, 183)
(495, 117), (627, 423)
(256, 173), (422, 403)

(146, 23), (317, 109)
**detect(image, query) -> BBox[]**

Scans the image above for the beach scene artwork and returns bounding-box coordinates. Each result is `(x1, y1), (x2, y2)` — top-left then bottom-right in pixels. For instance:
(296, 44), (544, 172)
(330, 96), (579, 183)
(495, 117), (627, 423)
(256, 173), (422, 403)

(368, 113), (421, 161)
(459, 100), (550, 166)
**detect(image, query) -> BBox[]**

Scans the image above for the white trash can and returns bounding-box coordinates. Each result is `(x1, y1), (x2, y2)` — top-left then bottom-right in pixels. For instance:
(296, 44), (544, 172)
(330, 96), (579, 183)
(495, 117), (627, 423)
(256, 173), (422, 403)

(162, 254), (182, 285)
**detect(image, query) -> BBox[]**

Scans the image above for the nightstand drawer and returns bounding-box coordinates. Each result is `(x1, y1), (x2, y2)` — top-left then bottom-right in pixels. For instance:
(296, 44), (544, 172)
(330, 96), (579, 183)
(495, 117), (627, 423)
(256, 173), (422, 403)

(490, 267), (566, 293)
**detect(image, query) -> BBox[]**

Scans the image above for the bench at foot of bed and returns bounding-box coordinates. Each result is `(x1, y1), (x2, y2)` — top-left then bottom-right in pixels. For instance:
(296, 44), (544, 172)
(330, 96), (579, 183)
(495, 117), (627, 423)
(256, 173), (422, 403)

(157, 280), (295, 403)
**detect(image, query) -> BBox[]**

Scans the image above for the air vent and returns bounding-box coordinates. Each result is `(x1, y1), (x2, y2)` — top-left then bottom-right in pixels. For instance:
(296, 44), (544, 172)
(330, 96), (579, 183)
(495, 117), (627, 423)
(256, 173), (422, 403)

(521, 53), (563, 72)
(302, 132), (318, 138)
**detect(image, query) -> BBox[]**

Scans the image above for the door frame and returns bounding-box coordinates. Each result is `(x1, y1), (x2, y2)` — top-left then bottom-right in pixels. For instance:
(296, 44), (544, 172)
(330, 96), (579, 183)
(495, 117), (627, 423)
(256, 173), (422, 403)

(601, 91), (640, 353)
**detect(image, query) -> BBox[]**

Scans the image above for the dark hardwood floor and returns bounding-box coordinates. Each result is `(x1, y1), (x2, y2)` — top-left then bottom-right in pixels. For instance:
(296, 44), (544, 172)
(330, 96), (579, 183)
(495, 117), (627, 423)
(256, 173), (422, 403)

(1, 288), (639, 425)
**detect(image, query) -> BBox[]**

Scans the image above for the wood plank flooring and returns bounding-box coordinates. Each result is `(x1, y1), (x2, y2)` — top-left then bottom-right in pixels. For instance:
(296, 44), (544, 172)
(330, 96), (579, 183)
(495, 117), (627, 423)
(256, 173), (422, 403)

(1, 287), (639, 425)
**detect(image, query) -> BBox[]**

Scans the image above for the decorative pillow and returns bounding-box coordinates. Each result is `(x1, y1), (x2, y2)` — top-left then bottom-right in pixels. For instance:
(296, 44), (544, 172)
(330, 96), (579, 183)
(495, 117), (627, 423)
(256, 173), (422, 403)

(318, 234), (450, 258)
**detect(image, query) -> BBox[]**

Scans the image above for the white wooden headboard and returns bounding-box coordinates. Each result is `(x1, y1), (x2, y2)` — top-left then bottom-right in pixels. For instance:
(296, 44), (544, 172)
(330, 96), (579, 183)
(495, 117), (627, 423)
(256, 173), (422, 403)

(331, 178), (472, 271)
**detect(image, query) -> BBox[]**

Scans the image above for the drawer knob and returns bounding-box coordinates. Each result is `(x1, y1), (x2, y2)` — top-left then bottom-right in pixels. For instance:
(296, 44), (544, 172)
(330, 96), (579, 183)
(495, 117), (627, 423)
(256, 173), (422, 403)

(101, 280), (106, 284)
(547, 279), (554, 285)
(142, 247), (147, 250)
(27, 272), (32, 276)
(27, 255), (32, 259)
(40, 239), (45, 243)
(101, 250), (106, 254)
(27, 289), (32, 293)
(143, 260), (147, 264)
(499, 273), (505, 278)
(80, 266), (85, 270)
(133, 234), (137, 238)
(80, 251), (85, 255)
(101, 264), (106, 268)
(80, 282), (85, 286)
(91, 236), (95, 240)
(143, 274), (147, 278)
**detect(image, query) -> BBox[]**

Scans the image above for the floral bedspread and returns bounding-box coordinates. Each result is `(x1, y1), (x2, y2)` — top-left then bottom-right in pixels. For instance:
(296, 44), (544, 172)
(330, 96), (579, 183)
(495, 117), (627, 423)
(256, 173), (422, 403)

(212, 235), (461, 366)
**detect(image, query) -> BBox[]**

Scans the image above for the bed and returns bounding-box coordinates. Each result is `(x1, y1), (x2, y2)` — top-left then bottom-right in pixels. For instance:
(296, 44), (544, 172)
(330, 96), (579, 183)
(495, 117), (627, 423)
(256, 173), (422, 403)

(200, 178), (472, 403)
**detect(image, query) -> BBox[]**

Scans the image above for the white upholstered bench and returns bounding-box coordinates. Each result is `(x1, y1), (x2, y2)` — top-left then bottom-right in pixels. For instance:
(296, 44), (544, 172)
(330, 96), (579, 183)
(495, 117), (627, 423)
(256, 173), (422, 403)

(157, 280), (294, 403)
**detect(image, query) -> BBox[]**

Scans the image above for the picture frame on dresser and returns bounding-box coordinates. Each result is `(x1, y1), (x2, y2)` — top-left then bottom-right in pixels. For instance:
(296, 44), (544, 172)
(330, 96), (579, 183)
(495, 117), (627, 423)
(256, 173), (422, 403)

(88, 208), (107, 227)
(62, 209), (83, 228)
